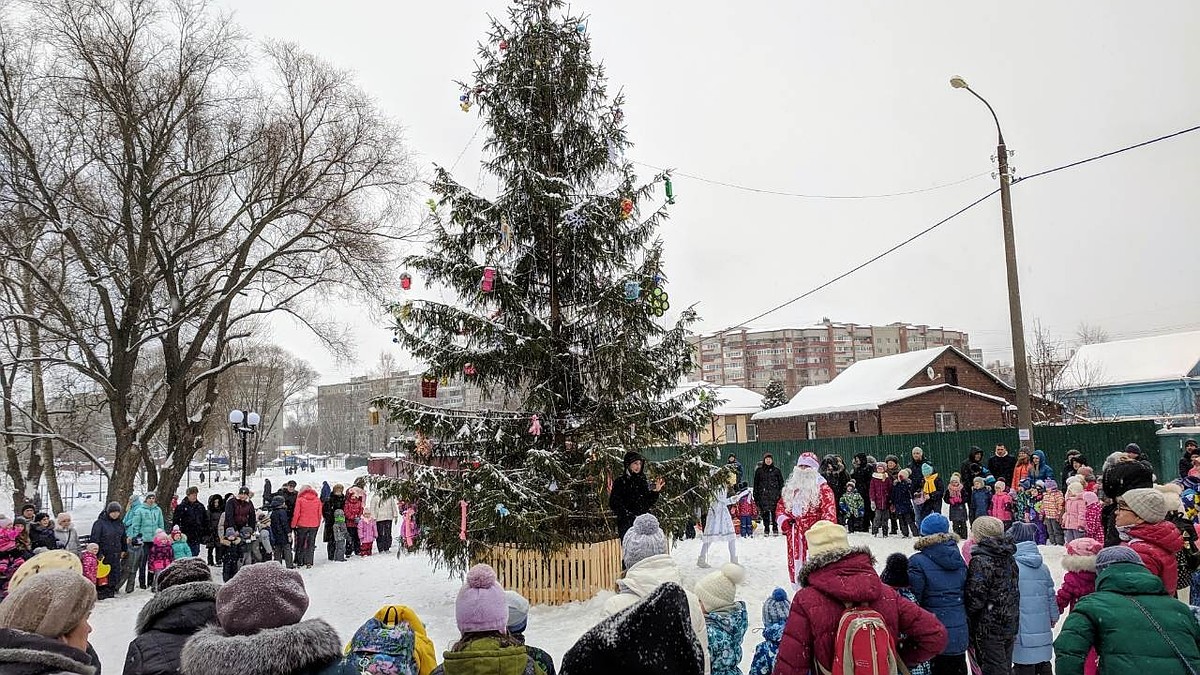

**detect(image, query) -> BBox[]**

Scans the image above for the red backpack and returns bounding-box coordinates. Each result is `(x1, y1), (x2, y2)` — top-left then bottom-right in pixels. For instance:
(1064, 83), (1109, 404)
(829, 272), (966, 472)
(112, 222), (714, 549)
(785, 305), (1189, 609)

(816, 605), (910, 675)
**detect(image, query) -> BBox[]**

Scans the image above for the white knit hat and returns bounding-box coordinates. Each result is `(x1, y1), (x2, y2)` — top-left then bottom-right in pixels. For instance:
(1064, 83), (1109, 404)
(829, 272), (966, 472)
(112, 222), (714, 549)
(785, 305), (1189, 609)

(693, 563), (745, 613)
(804, 521), (850, 559)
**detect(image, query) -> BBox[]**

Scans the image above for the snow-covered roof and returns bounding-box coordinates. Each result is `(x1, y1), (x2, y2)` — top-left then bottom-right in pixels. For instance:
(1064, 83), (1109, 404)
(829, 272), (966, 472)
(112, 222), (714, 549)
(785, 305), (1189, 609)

(1056, 331), (1200, 390)
(668, 382), (764, 416)
(753, 346), (1008, 420)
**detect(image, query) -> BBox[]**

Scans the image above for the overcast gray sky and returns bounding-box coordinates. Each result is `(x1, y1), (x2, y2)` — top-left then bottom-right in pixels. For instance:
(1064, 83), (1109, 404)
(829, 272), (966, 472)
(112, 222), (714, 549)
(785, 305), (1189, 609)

(218, 0), (1200, 383)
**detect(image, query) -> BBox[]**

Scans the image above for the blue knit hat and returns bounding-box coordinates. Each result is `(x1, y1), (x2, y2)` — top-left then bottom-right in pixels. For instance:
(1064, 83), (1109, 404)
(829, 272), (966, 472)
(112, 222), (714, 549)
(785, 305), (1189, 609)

(919, 513), (950, 536)
(762, 587), (790, 626)
(921, 463), (933, 477)
(1010, 521), (1038, 544)
(1095, 545), (1144, 572)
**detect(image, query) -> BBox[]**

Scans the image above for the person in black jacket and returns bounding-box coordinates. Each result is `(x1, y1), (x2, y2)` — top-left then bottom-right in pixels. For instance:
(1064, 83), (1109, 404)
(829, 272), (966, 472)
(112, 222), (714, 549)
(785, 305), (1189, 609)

(173, 487), (208, 557)
(819, 454), (849, 507)
(1100, 450), (1155, 546)
(90, 501), (128, 600)
(964, 516), (1019, 675)
(269, 495), (294, 569)
(322, 484), (347, 561)
(959, 447), (985, 487)
(28, 513), (58, 551)
(1062, 449), (1081, 482)
(1180, 439), (1199, 480)
(850, 453), (875, 534)
(123, 558), (218, 675)
(205, 494), (226, 566)
(224, 487), (255, 532)
(753, 453), (785, 536)
(986, 444), (1017, 487)
(608, 451), (663, 541)
(275, 480), (299, 522)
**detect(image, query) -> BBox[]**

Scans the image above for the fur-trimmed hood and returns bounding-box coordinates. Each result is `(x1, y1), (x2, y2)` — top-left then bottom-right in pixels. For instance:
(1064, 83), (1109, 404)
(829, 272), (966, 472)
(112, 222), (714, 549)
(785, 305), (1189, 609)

(0, 628), (96, 675)
(913, 532), (966, 573)
(136, 581), (220, 634)
(914, 532), (959, 551)
(1062, 554), (1097, 573)
(796, 546), (876, 589)
(180, 618), (344, 675)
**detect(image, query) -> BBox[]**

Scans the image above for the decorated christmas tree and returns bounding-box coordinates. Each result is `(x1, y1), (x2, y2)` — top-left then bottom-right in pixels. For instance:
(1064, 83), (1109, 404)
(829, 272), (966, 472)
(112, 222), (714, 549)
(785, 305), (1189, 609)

(762, 379), (789, 409)
(373, 0), (716, 573)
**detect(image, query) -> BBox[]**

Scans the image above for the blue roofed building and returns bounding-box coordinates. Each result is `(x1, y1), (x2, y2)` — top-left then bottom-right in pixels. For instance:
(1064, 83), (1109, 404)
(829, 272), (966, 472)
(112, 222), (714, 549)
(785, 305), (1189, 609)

(1054, 331), (1200, 422)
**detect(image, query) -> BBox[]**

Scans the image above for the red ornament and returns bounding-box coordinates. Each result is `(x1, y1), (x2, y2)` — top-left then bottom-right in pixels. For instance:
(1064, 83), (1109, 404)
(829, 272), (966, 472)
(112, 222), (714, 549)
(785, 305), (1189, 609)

(499, 39), (509, 51)
(420, 376), (438, 398)
(463, 363), (477, 376)
(619, 198), (633, 220)
(481, 266), (496, 292)
(400, 273), (412, 290)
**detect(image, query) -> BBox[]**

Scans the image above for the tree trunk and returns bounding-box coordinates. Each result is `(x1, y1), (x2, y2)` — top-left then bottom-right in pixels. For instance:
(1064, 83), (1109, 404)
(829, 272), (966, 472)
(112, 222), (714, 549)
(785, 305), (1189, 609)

(27, 320), (63, 515)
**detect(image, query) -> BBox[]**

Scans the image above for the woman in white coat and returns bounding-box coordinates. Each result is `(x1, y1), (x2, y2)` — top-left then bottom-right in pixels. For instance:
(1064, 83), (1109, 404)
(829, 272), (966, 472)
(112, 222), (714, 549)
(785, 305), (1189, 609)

(368, 491), (400, 553)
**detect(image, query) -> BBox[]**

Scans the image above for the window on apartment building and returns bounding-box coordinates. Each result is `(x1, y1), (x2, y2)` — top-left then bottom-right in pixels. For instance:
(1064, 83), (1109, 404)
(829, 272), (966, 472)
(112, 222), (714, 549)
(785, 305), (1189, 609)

(934, 411), (958, 432)
(806, 421), (817, 440)
(849, 419), (859, 434)
(725, 423), (738, 443)
(944, 366), (959, 386)
(746, 424), (758, 442)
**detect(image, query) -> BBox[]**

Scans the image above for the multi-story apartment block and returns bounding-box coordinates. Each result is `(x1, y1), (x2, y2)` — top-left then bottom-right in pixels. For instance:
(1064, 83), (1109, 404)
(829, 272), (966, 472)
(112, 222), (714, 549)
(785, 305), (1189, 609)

(689, 320), (971, 397)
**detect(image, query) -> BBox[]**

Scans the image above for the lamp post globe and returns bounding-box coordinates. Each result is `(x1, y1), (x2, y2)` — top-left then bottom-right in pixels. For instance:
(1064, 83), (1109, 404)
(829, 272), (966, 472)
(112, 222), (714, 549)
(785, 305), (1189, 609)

(230, 409), (260, 491)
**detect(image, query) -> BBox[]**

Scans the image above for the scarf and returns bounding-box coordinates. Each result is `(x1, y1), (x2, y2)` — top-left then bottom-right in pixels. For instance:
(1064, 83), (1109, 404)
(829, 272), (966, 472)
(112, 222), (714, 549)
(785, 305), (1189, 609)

(923, 473), (939, 495)
(948, 484), (963, 504)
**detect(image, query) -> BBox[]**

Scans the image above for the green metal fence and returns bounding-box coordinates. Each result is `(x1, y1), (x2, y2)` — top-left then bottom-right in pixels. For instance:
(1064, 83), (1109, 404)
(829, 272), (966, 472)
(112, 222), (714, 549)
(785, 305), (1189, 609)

(645, 420), (1162, 482)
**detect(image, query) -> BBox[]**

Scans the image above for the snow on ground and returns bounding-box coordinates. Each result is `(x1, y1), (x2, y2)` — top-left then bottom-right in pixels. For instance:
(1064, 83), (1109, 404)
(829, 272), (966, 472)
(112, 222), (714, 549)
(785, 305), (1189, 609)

(84, 470), (1071, 673)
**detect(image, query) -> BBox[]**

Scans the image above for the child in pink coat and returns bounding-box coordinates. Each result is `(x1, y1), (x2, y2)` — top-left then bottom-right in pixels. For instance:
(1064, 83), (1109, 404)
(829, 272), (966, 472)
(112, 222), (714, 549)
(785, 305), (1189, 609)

(1057, 537), (1102, 675)
(147, 529), (174, 589)
(1062, 480), (1087, 543)
(81, 543), (100, 584)
(357, 510), (378, 557)
(1082, 491), (1103, 541)
(989, 481), (1015, 526)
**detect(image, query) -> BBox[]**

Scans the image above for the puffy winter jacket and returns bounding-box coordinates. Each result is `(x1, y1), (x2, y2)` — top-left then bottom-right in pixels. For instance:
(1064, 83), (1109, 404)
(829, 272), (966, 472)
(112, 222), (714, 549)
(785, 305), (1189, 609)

(944, 487), (968, 523)
(987, 453), (1017, 486)
(344, 488), (366, 525)
(0, 627), (97, 675)
(965, 536), (1019, 643)
(890, 480), (914, 515)
(1054, 562), (1200, 675)
(908, 533), (969, 655)
(753, 462), (785, 511)
(603, 554), (709, 670)
(128, 500), (166, 542)
(1057, 569), (1096, 614)
(969, 489), (991, 522)
(1013, 541), (1059, 665)
(224, 497), (255, 531)
(369, 493), (400, 522)
(705, 602), (747, 675)
(608, 459), (661, 540)
(869, 476), (891, 510)
(989, 491), (1014, 521)
(270, 505), (291, 547)
(123, 581), (219, 675)
(749, 620), (783, 675)
(1042, 489), (1065, 520)
(292, 487), (324, 529)
(1127, 520), (1184, 594)
(91, 507), (127, 585)
(1063, 494), (1087, 531)
(172, 498), (208, 546)
(775, 548), (947, 674)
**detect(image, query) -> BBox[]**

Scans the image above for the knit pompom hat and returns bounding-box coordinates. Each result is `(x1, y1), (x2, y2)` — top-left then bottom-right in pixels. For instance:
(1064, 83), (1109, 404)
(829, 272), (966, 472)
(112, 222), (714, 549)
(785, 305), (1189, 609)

(761, 587), (790, 626)
(157, 557), (211, 590)
(805, 521), (850, 559)
(622, 513), (667, 567)
(456, 564), (508, 634)
(921, 463), (934, 477)
(0, 569), (95, 638)
(1095, 545), (1144, 572)
(694, 563), (744, 613)
(1067, 482), (1084, 496)
(1123, 488), (1168, 524)
(919, 513), (951, 537)
(970, 516), (1005, 542)
(216, 562), (309, 635)
(504, 590), (530, 634)
(879, 552), (910, 588)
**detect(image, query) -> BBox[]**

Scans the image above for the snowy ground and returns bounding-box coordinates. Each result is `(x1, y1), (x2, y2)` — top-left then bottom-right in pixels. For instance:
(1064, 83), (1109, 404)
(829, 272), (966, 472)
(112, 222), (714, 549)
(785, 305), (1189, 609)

(80, 469), (1072, 672)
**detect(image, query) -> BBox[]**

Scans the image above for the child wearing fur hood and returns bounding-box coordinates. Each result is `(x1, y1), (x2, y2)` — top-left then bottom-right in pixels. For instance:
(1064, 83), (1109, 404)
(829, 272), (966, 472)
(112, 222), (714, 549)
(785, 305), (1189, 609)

(170, 526), (192, 560)
(1082, 491), (1103, 541)
(81, 542), (100, 585)
(147, 529), (174, 589)
(749, 588), (789, 675)
(1062, 479), (1087, 544)
(357, 510), (377, 557)
(1056, 537), (1101, 675)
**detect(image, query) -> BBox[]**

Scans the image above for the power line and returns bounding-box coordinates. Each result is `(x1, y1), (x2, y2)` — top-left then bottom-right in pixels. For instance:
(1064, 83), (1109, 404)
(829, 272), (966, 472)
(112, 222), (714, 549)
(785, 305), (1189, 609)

(708, 123), (1200, 339)
(631, 160), (993, 200)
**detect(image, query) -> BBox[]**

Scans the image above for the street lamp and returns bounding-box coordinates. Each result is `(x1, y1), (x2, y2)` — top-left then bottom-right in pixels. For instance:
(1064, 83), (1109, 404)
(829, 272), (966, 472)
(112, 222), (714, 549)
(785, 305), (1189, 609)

(950, 75), (1034, 449)
(229, 409), (261, 489)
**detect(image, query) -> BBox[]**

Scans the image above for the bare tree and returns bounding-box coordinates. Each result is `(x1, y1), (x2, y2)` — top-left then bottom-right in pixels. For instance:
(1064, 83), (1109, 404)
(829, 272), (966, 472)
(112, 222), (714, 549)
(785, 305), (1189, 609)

(0, 0), (417, 513)
(1027, 319), (1065, 400)
(1075, 322), (1110, 347)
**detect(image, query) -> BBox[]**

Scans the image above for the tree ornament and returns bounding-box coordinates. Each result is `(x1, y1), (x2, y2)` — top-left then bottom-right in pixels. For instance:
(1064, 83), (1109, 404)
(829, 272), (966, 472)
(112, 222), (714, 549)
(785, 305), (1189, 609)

(458, 500), (468, 541)
(500, 215), (512, 251)
(665, 177), (675, 204)
(426, 198), (437, 212)
(495, 503), (510, 517)
(528, 414), (542, 436)
(576, 23), (586, 33)
(647, 286), (670, 317)
(463, 363), (477, 376)
(613, 107), (623, 123)
(548, 479), (558, 492)
(420, 376), (438, 398)
(439, 375), (450, 386)
(480, 266), (496, 292)
(415, 431), (432, 457)
(499, 39), (509, 51)
(403, 507), (417, 547)
(391, 332), (399, 344)
(624, 280), (641, 301)
(619, 198), (633, 220)
(400, 272), (412, 290)
(399, 301), (412, 320)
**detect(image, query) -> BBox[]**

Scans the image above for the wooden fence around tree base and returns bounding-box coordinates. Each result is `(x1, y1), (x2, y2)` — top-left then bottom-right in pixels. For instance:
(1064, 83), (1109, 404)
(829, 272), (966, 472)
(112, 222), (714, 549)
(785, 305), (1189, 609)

(472, 538), (622, 606)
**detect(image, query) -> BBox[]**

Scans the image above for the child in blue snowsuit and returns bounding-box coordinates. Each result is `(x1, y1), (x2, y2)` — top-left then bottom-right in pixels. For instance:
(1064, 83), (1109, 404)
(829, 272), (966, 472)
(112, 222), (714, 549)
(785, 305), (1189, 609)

(749, 588), (790, 675)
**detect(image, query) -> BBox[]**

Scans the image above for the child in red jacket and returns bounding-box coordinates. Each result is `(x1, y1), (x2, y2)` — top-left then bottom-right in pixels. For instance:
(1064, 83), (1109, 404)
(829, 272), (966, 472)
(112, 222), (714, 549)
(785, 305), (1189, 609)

(735, 489), (757, 538)
(869, 463), (891, 537)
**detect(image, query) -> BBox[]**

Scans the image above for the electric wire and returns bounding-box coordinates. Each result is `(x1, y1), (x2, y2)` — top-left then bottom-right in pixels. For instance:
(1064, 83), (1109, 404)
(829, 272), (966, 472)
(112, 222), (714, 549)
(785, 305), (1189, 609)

(709, 123), (1200, 339)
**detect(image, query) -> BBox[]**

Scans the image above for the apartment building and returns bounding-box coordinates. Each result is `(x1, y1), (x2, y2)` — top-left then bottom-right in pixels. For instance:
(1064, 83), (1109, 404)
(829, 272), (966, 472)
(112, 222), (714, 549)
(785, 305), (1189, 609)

(690, 320), (971, 397)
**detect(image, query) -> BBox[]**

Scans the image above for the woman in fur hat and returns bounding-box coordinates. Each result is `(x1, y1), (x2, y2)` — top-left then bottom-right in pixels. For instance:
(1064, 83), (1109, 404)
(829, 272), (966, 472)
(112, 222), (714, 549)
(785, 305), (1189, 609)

(0, 569), (97, 675)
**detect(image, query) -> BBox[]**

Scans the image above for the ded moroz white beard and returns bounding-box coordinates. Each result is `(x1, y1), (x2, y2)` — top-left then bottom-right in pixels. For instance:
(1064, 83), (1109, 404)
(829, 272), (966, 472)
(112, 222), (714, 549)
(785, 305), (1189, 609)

(782, 466), (823, 515)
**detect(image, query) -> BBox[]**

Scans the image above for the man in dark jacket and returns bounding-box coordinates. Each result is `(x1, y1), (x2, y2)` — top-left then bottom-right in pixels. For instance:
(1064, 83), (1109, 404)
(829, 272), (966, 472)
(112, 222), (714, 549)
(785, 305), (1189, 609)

(224, 487), (255, 531)
(275, 480), (299, 522)
(909, 514), (969, 675)
(986, 444), (1017, 487)
(775, 521), (947, 674)
(850, 453), (875, 533)
(819, 455), (849, 507)
(1180, 439), (1199, 480)
(269, 495), (294, 569)
(172, 487), (208, 557)
(608, 451), (663, 541)
(123, 558), (218, 675)
(964, 516), (1019, 675)
(959, 447), (986, 487)
(753, 453), (785, 536)
(1062, 449), (1081, 482)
